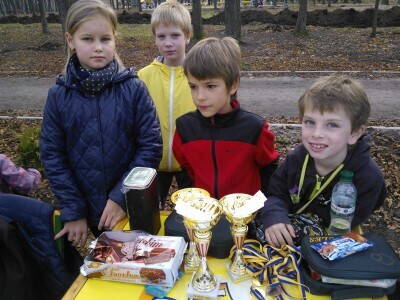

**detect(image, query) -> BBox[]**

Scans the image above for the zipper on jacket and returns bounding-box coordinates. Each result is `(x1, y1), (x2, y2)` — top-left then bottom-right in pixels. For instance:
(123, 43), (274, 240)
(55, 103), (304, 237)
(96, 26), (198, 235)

(167, 68), (175, 171)
(210, 122), (219, 198)
(96, 96), (107, 199)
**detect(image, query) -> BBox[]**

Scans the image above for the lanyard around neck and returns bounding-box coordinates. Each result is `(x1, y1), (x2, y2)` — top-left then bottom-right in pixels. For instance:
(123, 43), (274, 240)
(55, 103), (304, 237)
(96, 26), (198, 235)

(294, 154), (344, 214)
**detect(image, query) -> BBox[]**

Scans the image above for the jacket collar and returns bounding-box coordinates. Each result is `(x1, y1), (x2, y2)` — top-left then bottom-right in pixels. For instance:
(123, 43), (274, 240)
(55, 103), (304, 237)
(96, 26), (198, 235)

(151, 57), (185, 76)
(56, 57), (136, 92)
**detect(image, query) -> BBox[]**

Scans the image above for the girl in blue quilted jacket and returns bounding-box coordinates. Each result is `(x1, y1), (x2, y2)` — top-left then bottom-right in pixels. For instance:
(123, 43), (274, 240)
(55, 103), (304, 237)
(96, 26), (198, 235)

(40, 0), (162, 248)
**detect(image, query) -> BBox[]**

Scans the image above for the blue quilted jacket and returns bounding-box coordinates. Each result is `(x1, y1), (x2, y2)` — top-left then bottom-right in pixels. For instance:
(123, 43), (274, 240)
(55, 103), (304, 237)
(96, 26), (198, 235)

(0, 194), (72, 298)
(40, 62), (162, 226)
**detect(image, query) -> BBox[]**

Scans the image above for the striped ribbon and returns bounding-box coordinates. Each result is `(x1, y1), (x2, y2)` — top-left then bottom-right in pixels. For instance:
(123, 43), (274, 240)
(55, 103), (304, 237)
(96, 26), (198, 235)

(237, 239), (308, 299)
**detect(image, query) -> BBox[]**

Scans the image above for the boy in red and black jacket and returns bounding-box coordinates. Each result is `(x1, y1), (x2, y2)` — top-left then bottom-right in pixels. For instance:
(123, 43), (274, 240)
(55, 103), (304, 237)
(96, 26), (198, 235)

(165, 37), (279, 258)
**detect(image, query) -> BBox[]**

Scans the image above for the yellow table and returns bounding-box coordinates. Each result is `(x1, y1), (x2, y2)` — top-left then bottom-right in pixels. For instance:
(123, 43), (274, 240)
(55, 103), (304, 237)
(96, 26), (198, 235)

(62, 213), (388, 300)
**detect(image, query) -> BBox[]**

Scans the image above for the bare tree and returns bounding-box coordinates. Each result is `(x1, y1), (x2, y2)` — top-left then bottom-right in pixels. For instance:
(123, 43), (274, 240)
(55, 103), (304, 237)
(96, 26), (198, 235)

(295, 0), (308, 34)
(58, 0), (78, 49)
(0, 1), (6, 16)
(192, 0), (202, 40)
(58, 0), (68, 34)
(225, 0), (241, 40)
(9, 0), (17, 15)
(371, 0), (380, 37)
(38, 0), (49, 33)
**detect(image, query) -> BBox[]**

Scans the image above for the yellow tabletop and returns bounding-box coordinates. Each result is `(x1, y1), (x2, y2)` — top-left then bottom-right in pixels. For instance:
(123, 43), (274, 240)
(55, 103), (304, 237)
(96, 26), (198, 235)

(62, 213), (387, 300)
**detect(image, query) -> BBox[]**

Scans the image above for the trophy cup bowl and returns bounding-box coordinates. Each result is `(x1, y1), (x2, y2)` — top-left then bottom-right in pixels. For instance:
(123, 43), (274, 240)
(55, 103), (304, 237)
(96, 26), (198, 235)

(220, 193), (256, 282)
(183, 197), (222, 294)
(170, 188), (210, 272)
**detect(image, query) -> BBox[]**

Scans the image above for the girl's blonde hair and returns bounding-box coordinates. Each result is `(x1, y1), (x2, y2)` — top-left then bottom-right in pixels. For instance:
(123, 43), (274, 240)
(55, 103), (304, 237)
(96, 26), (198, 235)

(151, 0), (192, 39)
(64, 0), (122, 71)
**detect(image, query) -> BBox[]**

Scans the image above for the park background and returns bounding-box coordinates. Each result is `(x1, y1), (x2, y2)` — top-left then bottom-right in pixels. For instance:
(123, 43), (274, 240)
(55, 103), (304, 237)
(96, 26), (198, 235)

(0, 0), (399, 255)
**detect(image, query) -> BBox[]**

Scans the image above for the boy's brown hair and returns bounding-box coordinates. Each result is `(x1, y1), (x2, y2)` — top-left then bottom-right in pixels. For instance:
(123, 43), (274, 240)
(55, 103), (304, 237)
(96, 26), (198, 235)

(151, 0), (192, 39)
(183, 37), (241, 90)
(298, 74), (370, 132)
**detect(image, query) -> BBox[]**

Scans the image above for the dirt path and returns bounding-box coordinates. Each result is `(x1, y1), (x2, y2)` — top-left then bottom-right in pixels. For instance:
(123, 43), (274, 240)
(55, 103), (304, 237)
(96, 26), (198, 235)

(1, 76), (400, 120)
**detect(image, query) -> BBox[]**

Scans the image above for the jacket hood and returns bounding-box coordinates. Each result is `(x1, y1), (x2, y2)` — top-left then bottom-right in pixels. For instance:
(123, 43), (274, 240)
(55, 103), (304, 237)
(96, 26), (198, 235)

(149, 58), (186, 76)
(343, 134), (371, 171)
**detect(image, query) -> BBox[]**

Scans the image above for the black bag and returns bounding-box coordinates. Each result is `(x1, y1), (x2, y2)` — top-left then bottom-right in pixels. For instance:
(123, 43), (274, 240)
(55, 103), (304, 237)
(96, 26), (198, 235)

(165, 210), (233, 258)
(300, 234), (400, 299)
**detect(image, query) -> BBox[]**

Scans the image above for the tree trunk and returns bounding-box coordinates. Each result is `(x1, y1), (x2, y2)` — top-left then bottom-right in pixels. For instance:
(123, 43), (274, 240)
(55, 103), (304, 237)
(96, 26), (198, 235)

(192, 0), (202, 40)
(295, 0), (307, 34)
(10, 0), (17, 14)
(0, 1), (6, 16)
(29, 0), (37, 16)
(214, 0), (218, 9)
(381, 0), (388, 4)
(58, 0), (68, 35)
(371, 0), (380, 37)
(38, 0), (49, 33)
(225, 0), (241, 40)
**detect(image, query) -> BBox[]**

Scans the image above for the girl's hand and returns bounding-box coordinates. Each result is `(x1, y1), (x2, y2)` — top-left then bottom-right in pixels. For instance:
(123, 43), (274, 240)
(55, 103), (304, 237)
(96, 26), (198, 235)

(54, 218), (88, 248)
(98, 199), (126, 231)
(264, 223), (296, 248)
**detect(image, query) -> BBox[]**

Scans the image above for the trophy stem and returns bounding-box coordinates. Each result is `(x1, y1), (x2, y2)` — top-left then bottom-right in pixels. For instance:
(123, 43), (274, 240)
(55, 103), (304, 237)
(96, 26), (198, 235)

(229, 224), (249, 279)
(185, 241), (200, 271)
(183, 221), (200, 271)
(191, 229), (218, 293)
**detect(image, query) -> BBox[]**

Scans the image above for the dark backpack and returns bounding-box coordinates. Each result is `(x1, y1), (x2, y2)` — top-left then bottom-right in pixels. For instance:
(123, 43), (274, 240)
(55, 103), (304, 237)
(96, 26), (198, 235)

(0, 216), (48, 300)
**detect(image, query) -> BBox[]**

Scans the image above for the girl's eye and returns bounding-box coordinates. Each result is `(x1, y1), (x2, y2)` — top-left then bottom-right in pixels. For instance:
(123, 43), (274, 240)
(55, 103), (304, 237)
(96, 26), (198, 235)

(207, 85), (216, 89)
(303, 119), (314, 126)
(189, 85), (196, 90)
(102, 37), (111, 41)
(172, 33), (181, 38)
(82, 37), (92, 41)
(327, 122), (339, 128)
(157, 35), (165, 39)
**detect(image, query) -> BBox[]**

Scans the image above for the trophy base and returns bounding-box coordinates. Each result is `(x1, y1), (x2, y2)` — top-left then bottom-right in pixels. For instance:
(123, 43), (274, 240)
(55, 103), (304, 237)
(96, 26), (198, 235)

(187, 275), (221, 300)
(226, 263), (253, 283)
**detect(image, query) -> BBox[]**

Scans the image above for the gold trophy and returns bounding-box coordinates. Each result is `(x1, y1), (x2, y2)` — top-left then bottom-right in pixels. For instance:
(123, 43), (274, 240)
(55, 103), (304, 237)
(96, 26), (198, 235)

(220, 193), (257, 282)
(170, 188), (210, 272)
(175, 195), (222, 298)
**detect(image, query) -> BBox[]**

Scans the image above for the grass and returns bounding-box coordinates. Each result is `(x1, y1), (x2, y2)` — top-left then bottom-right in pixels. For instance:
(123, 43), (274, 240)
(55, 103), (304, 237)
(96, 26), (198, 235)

(0, 23), (62, 49)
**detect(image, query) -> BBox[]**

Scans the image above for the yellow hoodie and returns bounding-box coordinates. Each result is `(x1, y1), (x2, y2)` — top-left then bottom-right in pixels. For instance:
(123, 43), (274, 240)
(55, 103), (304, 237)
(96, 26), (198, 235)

(138, 59), (195, 172)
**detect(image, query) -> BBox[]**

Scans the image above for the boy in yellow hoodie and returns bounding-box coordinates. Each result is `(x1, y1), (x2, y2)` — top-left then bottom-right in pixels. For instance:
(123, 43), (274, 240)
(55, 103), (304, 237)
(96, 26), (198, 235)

(138, 0), (194, 207)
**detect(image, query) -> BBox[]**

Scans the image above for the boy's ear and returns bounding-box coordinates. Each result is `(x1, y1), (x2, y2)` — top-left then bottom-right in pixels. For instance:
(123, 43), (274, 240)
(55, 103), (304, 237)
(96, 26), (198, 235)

(229, 79), (240, 96)
(348, 125), (365, 145)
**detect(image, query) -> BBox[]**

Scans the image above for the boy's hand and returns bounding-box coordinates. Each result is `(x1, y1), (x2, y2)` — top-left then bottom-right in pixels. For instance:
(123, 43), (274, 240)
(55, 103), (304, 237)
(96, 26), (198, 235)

(264, 223), (296, 248)
(98, 199), (126, 231)
(54, 218), (88, 248)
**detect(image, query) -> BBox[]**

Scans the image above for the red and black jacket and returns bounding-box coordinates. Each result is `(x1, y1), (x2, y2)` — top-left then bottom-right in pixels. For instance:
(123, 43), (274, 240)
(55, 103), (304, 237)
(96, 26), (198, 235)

(173, 101), (279, 199)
